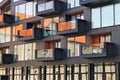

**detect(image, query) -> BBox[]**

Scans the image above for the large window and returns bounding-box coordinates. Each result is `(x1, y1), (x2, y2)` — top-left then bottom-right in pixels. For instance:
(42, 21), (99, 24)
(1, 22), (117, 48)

(44, 17), (59, 37)
(67, 36), (86, 57)
(14, 43), (36, 61)
(67, 0), (81, 9)
(0, 27), (11, 43)
(92, 3), (120, 28)
(15, 1), (37, 20)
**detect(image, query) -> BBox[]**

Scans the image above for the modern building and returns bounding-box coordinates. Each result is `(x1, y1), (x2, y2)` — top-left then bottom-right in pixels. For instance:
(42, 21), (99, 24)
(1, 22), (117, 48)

(0, 0), (119, 80)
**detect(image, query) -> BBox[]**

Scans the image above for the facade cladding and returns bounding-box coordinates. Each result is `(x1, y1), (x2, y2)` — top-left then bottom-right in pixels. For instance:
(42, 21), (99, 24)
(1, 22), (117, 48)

(0, 0), (120, 80)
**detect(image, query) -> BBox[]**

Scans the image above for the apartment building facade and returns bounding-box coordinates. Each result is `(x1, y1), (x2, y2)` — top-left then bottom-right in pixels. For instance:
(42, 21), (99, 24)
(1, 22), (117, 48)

(0, 0), (119, 80)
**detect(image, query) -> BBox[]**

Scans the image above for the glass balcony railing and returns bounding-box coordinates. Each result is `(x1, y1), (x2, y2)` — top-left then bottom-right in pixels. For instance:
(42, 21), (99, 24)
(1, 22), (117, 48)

(82, 43), (104, 54)
(37, 1), (53, 12)
(19, 29), (33, 37)
(58, 20), (76, 32)
(0, 15), (3, 22)
(36, 49), (53, 58)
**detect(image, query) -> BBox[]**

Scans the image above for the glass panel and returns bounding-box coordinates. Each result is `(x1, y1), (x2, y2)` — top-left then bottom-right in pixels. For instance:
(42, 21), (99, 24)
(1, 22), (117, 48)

(13, 0), (20, 2)
(67, 0), (74, 9)
(32, 43), (36, 60)
(18, 44), (24, 60)
(75, 0), (80, 7)
(25, 43), (33, 60)
(36, 49), (53, 58)
(33, 2), (37, 16)
(44, 18), (53, 36)
(19, 29), (33, 37)
(81, 64), (88, 73)
(67, 37), (75, 57)
(0, 28), (5, 43)
(37, 3), (45, 12)
(5, 27), (11, 42)
(26, 2), (33, 18)
(18, 4), (25, 20)
(94, 74), (102, 80)
(115, 3), (120, 25)
(82, 43), (104, 54)
(82, 74), (88, 80)
(46, 1), (53, 10)
(102, 5), (114, 27)
(58, 20), (76, 31)
(92, 7), (101, 28)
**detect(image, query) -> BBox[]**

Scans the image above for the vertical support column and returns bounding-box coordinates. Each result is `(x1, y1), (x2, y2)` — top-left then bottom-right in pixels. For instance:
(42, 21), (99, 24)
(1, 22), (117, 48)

(43, 66), (46, 80)
(71, 65), (74, 80)
(53, 65), (55, 80)
(21, 67), (24, 80)
(88, 64), (94, 80)
(12, 67), (14, 80)
(39, 66), (42, 80)
(116, 62), (120, 80)
(64, 65), (67, 80)
(79, 64), (81, 80)
(103, 63), (106, 80)
(26, 67), (28, 80)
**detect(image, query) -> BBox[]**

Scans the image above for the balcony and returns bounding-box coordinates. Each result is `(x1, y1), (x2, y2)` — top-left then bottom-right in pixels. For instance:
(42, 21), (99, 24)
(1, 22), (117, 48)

(0, 54), (14, 64)
(0, 75), (8, 80)
(80, 42), (116, 58)
(17, 28), (43, 41)
(57, 19), (87, 36)
(0, 14), (15, 26)
(36, 1), (65, 17)
(81, 0), (113, 7)
(35, 48), (67, 61)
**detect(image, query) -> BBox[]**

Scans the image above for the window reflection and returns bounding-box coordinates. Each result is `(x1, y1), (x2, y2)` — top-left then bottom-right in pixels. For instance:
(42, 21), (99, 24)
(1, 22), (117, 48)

(67, 36), (86, 57)
(44, 17), (59, 36)
(15, 1), (37, 20)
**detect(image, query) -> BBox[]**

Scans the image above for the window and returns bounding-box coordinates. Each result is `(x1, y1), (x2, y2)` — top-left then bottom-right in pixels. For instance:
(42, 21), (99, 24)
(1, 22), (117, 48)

(102, 5), (114, 27)
(15, 1), (37, 20)
(0, 27), (11, 43)
(67, 0), (81, 9)
(44, 17), (59, 37)
(115, 3), (120, 25)
(81, 64), (88, 80)
(67, 36), (86, 57)
(94, 64), (103, 80)
(92, 3), (120, 28)
(14, 43), (36, 61)
(14, 67), (22, 80)
(92, 8), (101, 28)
